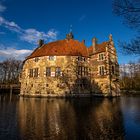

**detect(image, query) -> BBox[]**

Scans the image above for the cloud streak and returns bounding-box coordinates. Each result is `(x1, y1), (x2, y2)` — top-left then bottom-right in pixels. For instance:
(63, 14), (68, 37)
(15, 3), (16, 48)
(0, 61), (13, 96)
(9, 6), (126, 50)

(0, 16), (58, 44)
(20, 28), (57, 44)
(0, 16), (21, 33)
(0, 45), (33, 60)
(0, 3), (6, 12)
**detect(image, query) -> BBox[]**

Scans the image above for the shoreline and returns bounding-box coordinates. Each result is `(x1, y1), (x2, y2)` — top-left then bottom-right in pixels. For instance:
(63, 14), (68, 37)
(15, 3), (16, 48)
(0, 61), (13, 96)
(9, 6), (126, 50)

(19, 93), (120, 98)
(121, 90), (140, 95)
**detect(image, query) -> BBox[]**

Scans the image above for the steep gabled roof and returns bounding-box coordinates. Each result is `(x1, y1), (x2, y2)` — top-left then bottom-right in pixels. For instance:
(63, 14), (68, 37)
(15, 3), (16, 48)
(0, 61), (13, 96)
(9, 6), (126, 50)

(88, 42), (108, 55)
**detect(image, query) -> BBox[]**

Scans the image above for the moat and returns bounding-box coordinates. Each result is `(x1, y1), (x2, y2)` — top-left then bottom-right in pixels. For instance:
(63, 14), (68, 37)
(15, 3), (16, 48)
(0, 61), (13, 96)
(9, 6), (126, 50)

(0, 94), (140, 140)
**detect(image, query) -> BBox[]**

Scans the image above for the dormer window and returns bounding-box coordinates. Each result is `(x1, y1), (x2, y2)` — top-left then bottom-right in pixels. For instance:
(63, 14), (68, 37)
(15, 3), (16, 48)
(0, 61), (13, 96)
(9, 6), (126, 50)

(49, 56), (55, 61)
(77, 56), (85, 61)
(78, 56), (82, 61)
(99, 53), (105, 60)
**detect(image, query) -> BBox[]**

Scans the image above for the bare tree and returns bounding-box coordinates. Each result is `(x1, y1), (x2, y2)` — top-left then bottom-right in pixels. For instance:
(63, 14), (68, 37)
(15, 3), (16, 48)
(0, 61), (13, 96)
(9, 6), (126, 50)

(113, 0), (140, 55)
(0, 58), (22, 84)
(120, 60), (140, 91)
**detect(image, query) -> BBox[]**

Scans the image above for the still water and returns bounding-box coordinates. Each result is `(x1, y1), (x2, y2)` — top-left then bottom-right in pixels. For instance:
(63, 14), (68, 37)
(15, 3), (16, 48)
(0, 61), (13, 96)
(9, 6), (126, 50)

(0, 94), (140, 140)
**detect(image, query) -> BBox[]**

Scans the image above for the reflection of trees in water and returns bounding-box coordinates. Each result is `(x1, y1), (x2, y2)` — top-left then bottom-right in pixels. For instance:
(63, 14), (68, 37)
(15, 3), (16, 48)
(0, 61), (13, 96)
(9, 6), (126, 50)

(18, 98), (125, 140)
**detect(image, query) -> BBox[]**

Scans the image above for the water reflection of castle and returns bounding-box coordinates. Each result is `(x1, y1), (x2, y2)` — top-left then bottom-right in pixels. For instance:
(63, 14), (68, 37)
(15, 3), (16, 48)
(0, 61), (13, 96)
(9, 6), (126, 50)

(18, 98), (124, 139)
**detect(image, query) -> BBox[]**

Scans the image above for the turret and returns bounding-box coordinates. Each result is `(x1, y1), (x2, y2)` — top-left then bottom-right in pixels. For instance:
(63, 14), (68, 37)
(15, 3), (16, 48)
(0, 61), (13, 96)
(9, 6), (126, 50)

(66, 32), (74, 40)
(109, 34), (114, 45)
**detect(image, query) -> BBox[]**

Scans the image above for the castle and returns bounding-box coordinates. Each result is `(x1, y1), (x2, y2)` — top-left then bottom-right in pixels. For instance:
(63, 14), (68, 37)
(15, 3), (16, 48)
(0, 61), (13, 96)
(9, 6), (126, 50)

(19, 32), (120, 97)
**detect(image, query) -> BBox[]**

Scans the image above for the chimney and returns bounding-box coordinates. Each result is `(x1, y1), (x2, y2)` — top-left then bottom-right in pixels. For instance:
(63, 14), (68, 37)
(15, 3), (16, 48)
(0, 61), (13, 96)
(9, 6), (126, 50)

(38, 39), (44, 47)
(82, 40), (85, 44)
(92, 37), (97, 52)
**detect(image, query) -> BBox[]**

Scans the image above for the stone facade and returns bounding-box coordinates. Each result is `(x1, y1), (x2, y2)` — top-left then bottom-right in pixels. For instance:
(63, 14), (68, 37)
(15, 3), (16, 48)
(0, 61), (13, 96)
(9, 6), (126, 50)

(20, 33), (120, 97)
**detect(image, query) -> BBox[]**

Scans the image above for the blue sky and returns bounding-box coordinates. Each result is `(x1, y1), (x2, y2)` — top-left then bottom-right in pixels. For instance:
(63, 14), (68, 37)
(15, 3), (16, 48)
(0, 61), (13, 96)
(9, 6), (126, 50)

(0, 0), (138, 63)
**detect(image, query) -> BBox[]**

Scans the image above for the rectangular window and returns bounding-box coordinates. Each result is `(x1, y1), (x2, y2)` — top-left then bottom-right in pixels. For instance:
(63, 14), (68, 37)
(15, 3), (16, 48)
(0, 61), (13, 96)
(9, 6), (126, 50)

(34, 68), (39, 77)
(99, 66), (105, 75)
(84, 67), (88, 76)
(29, 69), (33, 77)
(55, 67), (61, 76)
(34, 57), (39, 62)
(86, 67), (88, 75)
(82, 67), (83, 76)
(46, 67), (51, 76)
(112, 65), (115, 75)
(78, 66), (88, 76)
(99, 53), (105, 60)
(78, 66), (82, 75)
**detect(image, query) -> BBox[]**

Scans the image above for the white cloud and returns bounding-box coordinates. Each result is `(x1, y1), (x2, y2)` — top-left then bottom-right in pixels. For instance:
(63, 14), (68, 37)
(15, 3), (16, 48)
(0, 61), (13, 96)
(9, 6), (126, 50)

(0, 16), (58, 44)
(20, 28), (57, 44)
(0, 45), (33, 60)
(0, 16), (22, 33)
(47, 30), (57, 39)
(0, 16), (4, 24)
(0, 3), (6, 12)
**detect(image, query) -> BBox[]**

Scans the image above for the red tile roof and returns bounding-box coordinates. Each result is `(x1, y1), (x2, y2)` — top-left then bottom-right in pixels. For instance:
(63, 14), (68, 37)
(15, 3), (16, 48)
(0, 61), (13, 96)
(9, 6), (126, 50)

(26, 39), (88, 60)
(88, 42), (108, 55)
(26, 39), (108, 60)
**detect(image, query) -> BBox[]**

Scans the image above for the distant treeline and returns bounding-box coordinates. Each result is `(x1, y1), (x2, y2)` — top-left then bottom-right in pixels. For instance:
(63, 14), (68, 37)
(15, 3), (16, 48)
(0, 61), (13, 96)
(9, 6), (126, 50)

(120, 60), (140, 91)
(0, 58), (23, 84)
